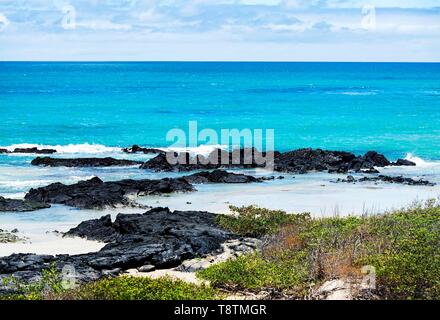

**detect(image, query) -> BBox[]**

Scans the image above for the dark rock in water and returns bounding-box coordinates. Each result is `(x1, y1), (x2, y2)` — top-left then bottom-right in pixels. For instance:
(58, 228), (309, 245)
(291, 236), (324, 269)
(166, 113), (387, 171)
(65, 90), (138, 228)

(143, 147), (393, 174)
(140, 153), (178, 171)
(337, 175), (435, 186)
(0, 149), (9, 154)
(361, 151), (391, 167)
(0, 196), (50, 212)
(275, 149), (393, 174)
(31, 157), (143, 167)
(24, 177), (194, 209)
(358, 175), (435, 186)
(0, 208), (233, 289)
(392, 159), (416, 166)
(64, 215), (117, 242)
(12, 147), (57, 154)
(275, 148), (357, 173)
(141, 148), (278, 172)
(122, 145), (164, 154)
(183, 170), (261, 184)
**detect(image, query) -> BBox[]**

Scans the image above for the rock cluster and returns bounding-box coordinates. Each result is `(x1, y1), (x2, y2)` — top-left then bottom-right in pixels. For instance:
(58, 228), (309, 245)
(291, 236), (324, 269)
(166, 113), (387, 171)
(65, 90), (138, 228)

(31, 157), (143, 167)
(0, 208), (234, 289)
(24, 177), (194, 209)
(122, 145), (164, 154)
(183, 170), (262, 184)
(336, 175), (435, 186)
(0, 196), (50, 212)
(141, 148), (415, 174)
(0, 229), (26, 244)
(141, 148), (276, 172)
(0, 147), (56, 154)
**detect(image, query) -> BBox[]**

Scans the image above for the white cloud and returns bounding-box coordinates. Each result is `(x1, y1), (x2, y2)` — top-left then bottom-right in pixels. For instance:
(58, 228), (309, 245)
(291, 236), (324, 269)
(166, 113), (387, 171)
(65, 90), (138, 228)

(0, 0), (439, 61)
(0, 13), (10, 31)
(76, 20), (132, 31)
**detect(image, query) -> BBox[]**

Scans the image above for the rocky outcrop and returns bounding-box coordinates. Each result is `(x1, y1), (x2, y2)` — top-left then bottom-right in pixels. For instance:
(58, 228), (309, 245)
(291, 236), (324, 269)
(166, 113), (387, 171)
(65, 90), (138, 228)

(392, 159), (416, 166)
(31, 157), (143, 167)
(24, 177), (194, 209)
(183, 170), (262, 184)
(0, 149), (8, 154)
(0, 196), (50, 212)
(142, 148), (413, 174)
(275, 149), (397, 173)
(141, 148), (278, 172)
(64, 215), (118, 242)
(176, 238), (262, 272)
(122, 145), (164, 154)
(0, 229), (27, 244)
(311, 278), (378, 300)
(336, 175), (435, 186)
(0, 208), (234, 289)
(275, 149), (358, 173)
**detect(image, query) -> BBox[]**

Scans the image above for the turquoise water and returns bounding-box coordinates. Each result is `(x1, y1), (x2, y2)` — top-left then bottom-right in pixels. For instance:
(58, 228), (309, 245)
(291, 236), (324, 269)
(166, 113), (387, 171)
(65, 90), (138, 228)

(1, 62), (440, 240)
(1, 62), (440, 160)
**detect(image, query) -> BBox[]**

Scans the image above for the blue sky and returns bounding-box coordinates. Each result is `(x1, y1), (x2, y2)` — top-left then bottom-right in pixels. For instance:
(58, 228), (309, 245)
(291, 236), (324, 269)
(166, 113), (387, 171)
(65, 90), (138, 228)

(0, 0), (439, 61)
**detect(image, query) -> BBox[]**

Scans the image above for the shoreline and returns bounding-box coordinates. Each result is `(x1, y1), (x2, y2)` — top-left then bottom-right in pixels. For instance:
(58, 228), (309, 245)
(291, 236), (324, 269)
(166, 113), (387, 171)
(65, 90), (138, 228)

(1, 146), (440, 257)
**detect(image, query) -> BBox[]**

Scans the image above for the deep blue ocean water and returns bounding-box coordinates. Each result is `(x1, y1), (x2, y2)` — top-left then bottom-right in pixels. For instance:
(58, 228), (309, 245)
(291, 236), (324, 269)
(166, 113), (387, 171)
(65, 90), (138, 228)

(1, 62), (440, 160)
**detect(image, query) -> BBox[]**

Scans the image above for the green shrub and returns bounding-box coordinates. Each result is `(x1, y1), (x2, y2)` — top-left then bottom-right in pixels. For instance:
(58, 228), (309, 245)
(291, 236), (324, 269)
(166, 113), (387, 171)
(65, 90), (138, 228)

(2, 264), (66, 300)
(2, 266), (219, 300)
(217, 205), (311, 237)
(363, 201), (440, 299)
(198, 253), (308, 294)
(60, 276), (219, 300)
(202, 201), (440, 300)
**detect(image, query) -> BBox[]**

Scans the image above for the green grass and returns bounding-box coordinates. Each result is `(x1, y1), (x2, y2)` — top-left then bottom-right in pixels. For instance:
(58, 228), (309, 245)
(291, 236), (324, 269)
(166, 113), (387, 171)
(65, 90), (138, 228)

(200, 201), (440, 300)
(198, 253), (308, 294)
(64, 276), (219, 300)
(2, 267), (219, 300)
(216, 205), (311, 237)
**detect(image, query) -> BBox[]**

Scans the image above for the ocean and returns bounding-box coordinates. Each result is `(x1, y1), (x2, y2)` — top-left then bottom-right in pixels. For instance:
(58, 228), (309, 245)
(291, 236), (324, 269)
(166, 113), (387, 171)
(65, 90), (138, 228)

(1, 62), (440, 159)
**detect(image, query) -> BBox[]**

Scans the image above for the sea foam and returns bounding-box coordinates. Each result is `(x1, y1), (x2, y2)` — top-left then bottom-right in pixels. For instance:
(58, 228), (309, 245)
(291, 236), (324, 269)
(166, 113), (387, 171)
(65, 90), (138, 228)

(1, 143), (121, 154)
(404, 153), (438, 168)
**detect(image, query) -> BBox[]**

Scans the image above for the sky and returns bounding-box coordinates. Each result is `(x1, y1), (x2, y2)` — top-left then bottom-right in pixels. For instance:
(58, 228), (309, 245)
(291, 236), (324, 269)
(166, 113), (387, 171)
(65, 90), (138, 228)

(0, 0), (439, 61)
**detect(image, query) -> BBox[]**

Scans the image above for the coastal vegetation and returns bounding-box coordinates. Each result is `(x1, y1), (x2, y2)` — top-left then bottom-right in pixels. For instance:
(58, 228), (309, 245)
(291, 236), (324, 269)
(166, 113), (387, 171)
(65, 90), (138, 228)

(1, 269), (219, 300)
(2, 201), (440, 300)
(200, 201), (440, 300)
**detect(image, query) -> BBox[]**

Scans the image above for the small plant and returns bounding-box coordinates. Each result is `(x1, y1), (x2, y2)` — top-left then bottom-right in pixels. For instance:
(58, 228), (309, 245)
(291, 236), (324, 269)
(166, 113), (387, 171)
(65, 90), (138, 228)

(217, 205), (311, 237)
(198, 253), (308, 294)
(2, 264), (66, 300)
(64, 276), (220, 300)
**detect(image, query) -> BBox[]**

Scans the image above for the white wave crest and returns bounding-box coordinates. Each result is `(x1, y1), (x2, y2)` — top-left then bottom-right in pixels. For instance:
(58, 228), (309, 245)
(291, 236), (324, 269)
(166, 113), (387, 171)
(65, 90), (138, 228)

(404, 153), (438, 168)
(340, 91), (378, 96)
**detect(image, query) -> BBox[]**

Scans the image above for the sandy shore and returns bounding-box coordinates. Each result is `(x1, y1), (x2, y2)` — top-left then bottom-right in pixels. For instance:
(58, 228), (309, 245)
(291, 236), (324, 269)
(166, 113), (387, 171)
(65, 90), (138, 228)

(139, 173), (440, 217)
(1, 165), (439, 257)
